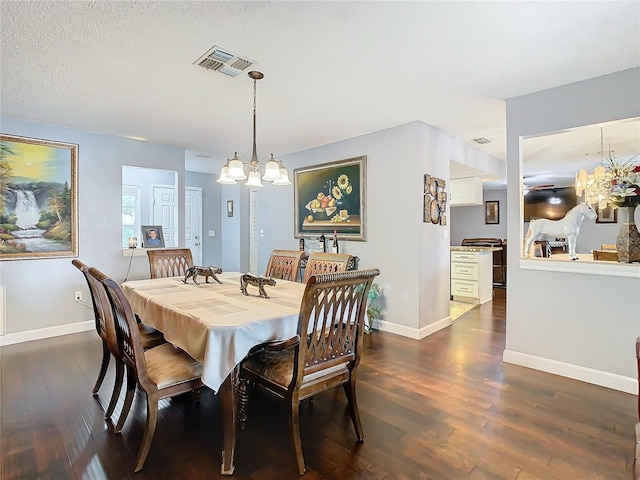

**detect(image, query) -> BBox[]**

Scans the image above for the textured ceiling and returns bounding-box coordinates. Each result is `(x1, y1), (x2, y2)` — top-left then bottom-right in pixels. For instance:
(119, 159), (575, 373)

(1, 1), (639, 181)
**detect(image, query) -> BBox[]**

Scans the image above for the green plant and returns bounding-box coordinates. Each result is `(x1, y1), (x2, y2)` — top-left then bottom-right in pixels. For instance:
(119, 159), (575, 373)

(364, 283), (382, 333)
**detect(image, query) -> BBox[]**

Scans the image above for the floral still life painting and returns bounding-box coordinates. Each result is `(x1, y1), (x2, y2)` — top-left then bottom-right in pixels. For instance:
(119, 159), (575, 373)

(0, 134), (78, 260)
(294, 156), (366, 241)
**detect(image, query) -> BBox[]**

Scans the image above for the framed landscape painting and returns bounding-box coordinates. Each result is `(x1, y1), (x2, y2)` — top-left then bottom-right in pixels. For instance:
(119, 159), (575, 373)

(294, 155), (366, 241)
(0, 134), (78, 260)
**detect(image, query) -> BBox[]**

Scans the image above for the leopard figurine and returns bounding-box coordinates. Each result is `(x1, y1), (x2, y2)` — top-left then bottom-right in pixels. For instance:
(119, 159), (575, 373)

(182, 266), (223, 285)
(240, 273), (276, 299)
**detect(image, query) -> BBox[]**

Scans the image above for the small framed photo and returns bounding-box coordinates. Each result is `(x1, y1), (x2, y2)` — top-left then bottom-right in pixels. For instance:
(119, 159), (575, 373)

(485, 201), (500, 224)
(595, 204), (617, 224)
(141, 225), (165, 248)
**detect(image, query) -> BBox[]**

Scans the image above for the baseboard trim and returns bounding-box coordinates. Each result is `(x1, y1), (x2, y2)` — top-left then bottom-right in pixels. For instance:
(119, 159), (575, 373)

(374, 316), (451, 340)
(503, 349), (636, 394)
(0, 320), (94, 347)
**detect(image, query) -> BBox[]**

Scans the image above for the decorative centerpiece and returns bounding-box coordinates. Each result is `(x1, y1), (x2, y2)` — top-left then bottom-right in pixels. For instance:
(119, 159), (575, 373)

(240, 273), (276, 299)
(576, 146), (640, 263)
(183, 266), (223, 285)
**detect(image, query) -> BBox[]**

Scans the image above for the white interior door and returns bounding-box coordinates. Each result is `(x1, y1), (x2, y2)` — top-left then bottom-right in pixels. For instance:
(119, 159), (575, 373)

(152, 184), (177, 247)
(185, 187), (202, 265)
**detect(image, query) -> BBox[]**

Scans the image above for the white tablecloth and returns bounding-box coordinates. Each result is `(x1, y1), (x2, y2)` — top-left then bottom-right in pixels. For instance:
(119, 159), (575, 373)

(121, 272), (304, 392)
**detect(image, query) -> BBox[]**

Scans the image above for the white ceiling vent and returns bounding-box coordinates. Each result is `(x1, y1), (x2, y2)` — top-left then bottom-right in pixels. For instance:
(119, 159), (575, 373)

(194, 46), (253, 78)
(472, 137), (491, 145)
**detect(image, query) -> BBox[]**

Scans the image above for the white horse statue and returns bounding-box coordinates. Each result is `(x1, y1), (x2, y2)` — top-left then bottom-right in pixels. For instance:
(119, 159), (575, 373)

(524, 202), (597, 260)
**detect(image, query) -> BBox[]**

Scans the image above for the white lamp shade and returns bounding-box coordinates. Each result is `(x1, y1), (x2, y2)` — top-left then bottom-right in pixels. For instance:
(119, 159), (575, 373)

(245, 170), (263, 188)
(262, 156), (281, 182)
(217, 166), (237, 185)
(273, 167), (291, 186)
(227, 157), (247, 180)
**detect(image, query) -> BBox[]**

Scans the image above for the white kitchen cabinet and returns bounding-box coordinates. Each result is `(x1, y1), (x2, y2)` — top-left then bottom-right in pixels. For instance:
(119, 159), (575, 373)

(450, 176), (483, 206)
(450, 248), (494, 304)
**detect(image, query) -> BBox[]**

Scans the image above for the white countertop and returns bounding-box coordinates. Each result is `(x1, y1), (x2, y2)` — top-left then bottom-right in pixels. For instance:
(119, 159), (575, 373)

(451, 246), (502, 252)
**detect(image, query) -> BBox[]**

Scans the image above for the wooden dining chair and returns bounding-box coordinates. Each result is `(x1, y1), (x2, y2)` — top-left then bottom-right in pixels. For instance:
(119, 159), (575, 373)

(73, 260), (165, 398)
(239, 268), (380, 475)
(146, 248), (194, 279)
(635, 337), (640, 480)
(301, 252), (353, 283)
(265, 249), (304, 282)
(94, 268), (204, 473)
(80, 264), (165, 420)
(636, 337), (640, 420)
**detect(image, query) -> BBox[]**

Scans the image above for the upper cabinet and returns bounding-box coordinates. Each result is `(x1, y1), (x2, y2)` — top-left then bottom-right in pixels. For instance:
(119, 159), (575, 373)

(450, 176), (483, 206)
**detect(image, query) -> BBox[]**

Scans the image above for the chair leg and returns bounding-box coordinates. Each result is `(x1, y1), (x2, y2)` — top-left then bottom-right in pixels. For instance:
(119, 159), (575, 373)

(105, 360), (124, 420)
(343, 378), (364, 442)
(92, 341), (111, 395)
(114, 368), (136, 434)
(238, 378), (249, 430)
(288, 398), (305, 475)
(134, 391), (158, 473)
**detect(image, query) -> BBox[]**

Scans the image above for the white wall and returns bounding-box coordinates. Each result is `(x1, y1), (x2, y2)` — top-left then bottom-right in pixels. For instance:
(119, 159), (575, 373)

(0, 117), (186, 341)
(504, 67), (640, 392)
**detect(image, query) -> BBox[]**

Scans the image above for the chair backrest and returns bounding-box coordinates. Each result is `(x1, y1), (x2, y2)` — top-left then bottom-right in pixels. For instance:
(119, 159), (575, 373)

(302, 252), (353, 283)
(80, 264), (120, 357)
(147, 248), (194, 279)
(72, 259), (101, 335)
(293, 268), (379, 387)
(72, 259), (111, 343)
(265, 249), (304, 282)
(92, 268), (148, 384)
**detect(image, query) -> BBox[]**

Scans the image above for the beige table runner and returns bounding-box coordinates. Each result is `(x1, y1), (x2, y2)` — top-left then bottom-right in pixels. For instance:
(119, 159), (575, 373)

(122, 272), (305, 392)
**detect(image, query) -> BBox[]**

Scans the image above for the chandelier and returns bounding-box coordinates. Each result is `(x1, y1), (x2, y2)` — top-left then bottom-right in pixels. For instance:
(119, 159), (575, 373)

(217, 71), (290, 187)
(575, 128), (613, 210)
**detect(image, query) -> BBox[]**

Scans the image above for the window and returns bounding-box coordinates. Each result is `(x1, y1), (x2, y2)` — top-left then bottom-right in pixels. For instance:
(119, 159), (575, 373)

(122, 185), (140, 248)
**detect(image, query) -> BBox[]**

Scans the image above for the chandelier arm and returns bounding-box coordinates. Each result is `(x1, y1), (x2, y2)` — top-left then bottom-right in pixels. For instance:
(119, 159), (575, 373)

(250, 74), (259, 170)
(218, 70), (290, 186)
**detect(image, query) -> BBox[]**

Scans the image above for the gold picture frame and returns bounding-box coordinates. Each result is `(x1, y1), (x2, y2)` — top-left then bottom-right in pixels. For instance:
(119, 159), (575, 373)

(294, 155), (366, 241)
(0, 134), (78, 260)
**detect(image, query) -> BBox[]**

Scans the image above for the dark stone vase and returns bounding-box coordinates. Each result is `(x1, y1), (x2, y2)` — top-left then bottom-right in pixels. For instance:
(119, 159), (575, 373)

(616, 206), (640, 263)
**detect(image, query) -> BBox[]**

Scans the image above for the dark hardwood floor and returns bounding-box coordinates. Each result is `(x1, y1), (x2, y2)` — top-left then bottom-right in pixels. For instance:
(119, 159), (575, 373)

(1, 288), (636, 479)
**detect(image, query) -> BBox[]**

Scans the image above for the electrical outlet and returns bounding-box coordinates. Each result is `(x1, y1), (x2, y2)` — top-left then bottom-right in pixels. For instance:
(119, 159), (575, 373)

(74, 291), (83, 302)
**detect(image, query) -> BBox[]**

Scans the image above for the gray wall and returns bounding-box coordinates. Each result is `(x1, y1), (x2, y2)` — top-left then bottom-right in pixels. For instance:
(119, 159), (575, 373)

(450, 189), (508, 245)
(0, 117), (186, 334)
(504, 67), (640, 387)
(185, 170), (222, 267)
(235, 121), (501, 338)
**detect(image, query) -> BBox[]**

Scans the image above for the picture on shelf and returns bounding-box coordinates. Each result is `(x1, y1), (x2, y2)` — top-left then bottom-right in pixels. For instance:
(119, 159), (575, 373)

(141, 225), (165, 248)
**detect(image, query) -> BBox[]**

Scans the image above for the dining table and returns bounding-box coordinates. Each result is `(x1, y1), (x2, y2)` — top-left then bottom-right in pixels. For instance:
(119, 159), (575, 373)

(121, 271), (306, 475)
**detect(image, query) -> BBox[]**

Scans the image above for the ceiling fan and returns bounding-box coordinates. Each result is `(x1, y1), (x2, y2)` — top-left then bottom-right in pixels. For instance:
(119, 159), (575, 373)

(522, 180), (555, 195)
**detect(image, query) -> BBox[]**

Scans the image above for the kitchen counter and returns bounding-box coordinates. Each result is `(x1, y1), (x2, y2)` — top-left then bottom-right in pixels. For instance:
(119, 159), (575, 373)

(450, 248), (495, 304)
(451, 246), (502, 252)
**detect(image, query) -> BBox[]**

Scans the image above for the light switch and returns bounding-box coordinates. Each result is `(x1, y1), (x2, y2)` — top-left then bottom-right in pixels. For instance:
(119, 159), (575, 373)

(443, 230), (449, 240)
(260, 229), (265, 238)
(208, 230), (215, 237)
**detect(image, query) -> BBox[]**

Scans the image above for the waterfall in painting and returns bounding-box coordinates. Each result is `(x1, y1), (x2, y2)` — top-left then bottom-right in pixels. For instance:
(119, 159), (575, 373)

(15, 190), (40, 229)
